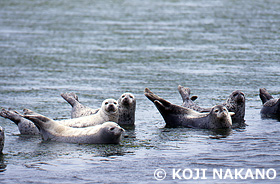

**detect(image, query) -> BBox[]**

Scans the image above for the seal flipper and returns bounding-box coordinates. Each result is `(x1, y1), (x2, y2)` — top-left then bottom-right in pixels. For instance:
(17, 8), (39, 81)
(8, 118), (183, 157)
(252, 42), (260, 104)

(0, 108), (22, 125)
(23, 114), (52, 131)
(178, 85), (191, 102)
(144, 88), (162, 102)
(259, 88), (274, 104)
(61, 92), (79, 107)
(191, 96), (198, 101)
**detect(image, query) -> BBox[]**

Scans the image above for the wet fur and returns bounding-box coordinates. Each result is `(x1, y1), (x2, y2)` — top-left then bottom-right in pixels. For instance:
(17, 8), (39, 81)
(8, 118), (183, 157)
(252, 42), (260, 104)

(145, 88), (233, 129)
(178, 85), (245, 126)
(259, 88), (280, 120)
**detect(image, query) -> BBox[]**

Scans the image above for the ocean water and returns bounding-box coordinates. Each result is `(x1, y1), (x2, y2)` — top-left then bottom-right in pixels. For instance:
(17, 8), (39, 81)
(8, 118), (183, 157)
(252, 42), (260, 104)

(0, 0), (280, 183)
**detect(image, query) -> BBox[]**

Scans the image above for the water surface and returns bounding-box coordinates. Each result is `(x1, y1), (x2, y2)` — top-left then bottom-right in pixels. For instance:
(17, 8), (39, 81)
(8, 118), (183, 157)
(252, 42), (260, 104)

(0, 0), (280, 183)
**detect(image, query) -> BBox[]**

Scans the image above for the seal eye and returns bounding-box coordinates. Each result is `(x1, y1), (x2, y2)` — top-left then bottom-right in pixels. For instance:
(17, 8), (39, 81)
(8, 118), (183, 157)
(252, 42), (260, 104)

(129, 95), (133, 98)
(114, 102), (117, 105)
(109, 127), (115, 131)
(122, 95), (125, 98)
(214, 109), (219, 113)
(105, 102), (109, 105)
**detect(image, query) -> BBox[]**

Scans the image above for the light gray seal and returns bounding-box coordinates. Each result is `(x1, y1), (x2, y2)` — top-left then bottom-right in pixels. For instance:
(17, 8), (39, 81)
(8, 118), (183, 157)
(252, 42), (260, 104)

(259, 88), (280, 120)
(58, 99), (119, 128)
(144, 88), (234, 129)
(61, 92), (136, 125)
(0, 126), (4, 154)
(178, 85), (245, 127)
(61, 92), (99, 118)
(24, 113), (124, 144)
(0, 108), (40, 135)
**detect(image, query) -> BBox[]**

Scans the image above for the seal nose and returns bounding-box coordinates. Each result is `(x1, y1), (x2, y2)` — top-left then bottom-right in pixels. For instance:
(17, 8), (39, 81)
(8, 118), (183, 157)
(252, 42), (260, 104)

(107, 104), (116, 111)
(122, 97), (130, 105)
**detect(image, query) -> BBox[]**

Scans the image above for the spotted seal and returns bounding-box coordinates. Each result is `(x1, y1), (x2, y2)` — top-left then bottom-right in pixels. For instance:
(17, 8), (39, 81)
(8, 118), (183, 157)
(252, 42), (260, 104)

(259, 88), (280, 120)
(0, 126), (4, 154)
(144, 88), (234, 129)
(117, 93), (136, 125)
(0, 108), (40, 135)
(61, 92), (136, 125)
(24, 113), (124, 144)
(178, 85), (245, 127)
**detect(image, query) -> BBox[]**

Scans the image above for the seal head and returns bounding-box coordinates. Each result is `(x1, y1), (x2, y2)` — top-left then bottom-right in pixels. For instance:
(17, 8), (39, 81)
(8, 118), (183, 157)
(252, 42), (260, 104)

(223, 90), (246, 127)
(117, 93), (136, 125)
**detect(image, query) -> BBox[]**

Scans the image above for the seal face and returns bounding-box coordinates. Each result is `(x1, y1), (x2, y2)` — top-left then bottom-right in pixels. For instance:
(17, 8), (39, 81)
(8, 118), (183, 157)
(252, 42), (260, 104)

(259, 88), (280, 120)
(23, 112), (124, 144)
(117, 93), (136, 125)
(0, 108), (40, 135)
(62, 92), (136, 125)
(0, 126), (4, 154)
(223, 90), (246, 127)
(144, 88), (233, 129)
(178, 85), (245, 127)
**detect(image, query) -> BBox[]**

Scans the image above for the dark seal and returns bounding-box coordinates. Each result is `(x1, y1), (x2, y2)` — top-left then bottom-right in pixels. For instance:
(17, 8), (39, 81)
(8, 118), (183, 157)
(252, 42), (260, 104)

(259, 88), (280, 120)
(178, 85), (245, 127)
(0, 126), (4, 154)
(145, 88), (233, 129)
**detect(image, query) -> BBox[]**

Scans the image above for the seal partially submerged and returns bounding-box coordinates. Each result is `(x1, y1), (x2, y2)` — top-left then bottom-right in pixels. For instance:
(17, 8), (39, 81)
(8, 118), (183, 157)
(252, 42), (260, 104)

(58, 99), (119, 128)
(0, 126), (4, 154)
(61, 92), (136, 125)
(117, 93), (136, 125)
(144, 88), (234, 129)
(178, 85), (245, 127)
(0, 108), (40, 135)
(259, 88), (280, 120)
(24, 113), (124, 144)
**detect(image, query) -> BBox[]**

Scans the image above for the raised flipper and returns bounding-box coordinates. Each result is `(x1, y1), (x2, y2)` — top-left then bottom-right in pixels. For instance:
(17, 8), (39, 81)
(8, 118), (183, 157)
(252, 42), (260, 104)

(0, 108), (22, 125)
(61, 92), (79, 107)
(178, 85), (210, 112)
(259, 88), (274, 104)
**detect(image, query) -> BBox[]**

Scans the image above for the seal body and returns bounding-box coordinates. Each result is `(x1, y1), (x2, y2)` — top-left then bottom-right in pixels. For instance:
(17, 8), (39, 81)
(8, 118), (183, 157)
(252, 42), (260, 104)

(24, 113), (124, 144)
(117, 93), (136, 125)
(59, 99), (119, 128)
(0, 108), (40, 135)
(223, 90), (246, 127)
(145, 88), (233, 129)
(61, 92), (99, 118)
(0, 126), (4, 154)
(61, 92), (136, 125)
(178, 85), (245, 127)
(259, 88), (280, 120)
